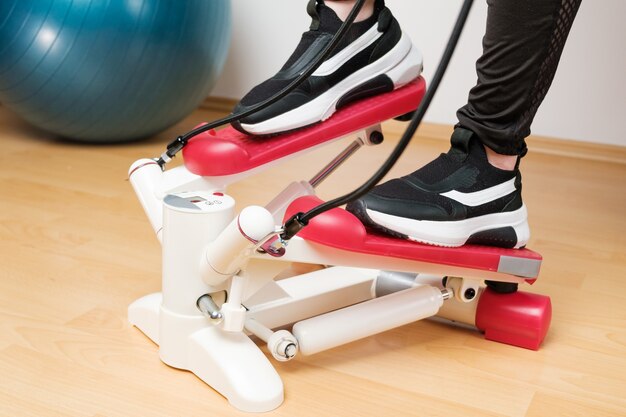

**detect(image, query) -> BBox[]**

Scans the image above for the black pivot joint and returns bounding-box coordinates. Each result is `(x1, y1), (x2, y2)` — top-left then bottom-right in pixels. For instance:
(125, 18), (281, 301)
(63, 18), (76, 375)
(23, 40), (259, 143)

(280, 212), (309, 241)
(156, 135), (188, 168)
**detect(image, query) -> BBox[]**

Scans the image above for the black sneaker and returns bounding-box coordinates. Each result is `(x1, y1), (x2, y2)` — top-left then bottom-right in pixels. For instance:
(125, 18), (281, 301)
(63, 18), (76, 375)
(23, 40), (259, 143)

(231, 0), (422, 135)
(346, 128), (530, 248)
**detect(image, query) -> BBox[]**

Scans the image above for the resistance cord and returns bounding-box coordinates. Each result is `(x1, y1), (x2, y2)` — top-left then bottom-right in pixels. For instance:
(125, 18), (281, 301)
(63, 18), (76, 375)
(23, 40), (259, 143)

(280, 0), (474, 240)
(156, 0), (367, 168)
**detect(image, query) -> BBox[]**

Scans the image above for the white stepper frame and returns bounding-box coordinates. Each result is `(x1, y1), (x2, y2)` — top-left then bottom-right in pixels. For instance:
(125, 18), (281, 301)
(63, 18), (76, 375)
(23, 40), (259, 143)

(127, 124), (546, 413)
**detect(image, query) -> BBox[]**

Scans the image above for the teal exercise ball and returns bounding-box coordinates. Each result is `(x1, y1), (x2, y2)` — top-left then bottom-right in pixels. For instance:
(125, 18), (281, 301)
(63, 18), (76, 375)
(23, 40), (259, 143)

(0, 0), (231, 142)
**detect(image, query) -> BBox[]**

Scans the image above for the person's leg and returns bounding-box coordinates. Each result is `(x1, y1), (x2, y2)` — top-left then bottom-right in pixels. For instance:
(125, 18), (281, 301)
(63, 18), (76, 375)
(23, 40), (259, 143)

(348, 0), (582, 248)
(231, 0), (422, 135)
(325, 0), (375, 22)
(458, 0), (583, 160)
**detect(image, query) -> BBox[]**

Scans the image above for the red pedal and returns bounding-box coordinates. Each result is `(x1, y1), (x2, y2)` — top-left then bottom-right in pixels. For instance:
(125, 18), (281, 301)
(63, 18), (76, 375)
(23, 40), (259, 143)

(285, 196), (543, 279)
(476, 288), (552, 350)
(183, 78), (426, 176)
(285, 196), (551, 349)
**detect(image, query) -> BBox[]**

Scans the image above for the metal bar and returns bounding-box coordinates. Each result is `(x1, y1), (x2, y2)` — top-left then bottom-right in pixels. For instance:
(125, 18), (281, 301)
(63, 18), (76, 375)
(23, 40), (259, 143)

(309, 138), (364, 188)
(244, 318), (273, 342)
(197, 294), (224, 324)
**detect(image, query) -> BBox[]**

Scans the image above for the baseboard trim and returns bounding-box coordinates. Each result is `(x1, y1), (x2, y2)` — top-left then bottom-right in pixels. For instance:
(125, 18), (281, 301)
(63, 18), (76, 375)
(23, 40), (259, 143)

(202, 96), (626, 165)
(201, 96), (237, 114)
(386, 120), (626, 165)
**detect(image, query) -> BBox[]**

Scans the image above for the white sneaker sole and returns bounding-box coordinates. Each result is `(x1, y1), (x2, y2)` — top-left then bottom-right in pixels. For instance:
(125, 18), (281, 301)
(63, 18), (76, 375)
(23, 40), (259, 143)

(240, 32), (423, 135)
(366, 205), (530, 248)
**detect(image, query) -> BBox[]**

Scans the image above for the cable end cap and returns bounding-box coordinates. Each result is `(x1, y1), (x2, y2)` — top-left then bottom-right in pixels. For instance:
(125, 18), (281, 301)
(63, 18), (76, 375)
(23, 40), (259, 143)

(280, 212), (308, 241)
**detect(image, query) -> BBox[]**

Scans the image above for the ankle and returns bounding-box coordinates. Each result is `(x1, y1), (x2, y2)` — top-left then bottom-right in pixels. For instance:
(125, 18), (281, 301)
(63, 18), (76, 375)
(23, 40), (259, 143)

(484, 145), (518, 171)
(325, 0), (375, 22)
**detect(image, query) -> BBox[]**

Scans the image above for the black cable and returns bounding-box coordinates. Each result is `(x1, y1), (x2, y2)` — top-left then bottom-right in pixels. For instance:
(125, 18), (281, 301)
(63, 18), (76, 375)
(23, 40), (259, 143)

(157, 0), (366, 167)
(281, 0), (474, 240)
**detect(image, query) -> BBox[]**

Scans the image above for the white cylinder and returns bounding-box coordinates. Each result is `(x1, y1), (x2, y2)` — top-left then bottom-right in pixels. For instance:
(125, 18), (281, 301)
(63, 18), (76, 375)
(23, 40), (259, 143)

(162, 191), (235, 316)
(264, 181), (315, 223)
(292, 285), (444, 355)
(129, 159), (164, 241)
(245, 319), (274, 342)
(202, 206), (275, 285)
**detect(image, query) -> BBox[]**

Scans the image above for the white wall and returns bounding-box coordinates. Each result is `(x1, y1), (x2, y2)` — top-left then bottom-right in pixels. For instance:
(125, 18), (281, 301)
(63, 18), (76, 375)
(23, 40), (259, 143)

(212, 0), (625, 146)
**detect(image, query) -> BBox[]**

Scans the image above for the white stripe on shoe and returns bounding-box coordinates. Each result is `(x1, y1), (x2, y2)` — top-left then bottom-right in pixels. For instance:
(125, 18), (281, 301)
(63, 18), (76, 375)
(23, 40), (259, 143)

(365, 205), (529, 248)
(313, 24), (383, 76)
(440, 178), (517, 207)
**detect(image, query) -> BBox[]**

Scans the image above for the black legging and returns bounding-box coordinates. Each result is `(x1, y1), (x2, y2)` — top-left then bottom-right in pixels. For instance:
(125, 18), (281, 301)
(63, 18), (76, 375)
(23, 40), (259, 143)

(457, 0), (582, 156)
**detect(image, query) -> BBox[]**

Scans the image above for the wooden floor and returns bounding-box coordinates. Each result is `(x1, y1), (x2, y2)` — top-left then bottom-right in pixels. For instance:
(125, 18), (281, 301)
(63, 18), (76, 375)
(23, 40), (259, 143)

(1, 106), (625, 417)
